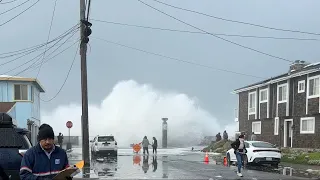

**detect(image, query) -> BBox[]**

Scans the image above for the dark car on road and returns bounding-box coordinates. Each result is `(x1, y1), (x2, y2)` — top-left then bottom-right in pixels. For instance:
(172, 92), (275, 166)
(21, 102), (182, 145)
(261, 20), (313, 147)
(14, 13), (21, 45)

(0, 113), (32, 180)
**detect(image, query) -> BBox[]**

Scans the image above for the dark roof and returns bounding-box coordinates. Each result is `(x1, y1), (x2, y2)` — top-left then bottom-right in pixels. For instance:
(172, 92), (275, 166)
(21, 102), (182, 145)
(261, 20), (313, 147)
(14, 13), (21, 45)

(234, 62), (320, 92)
(234, 73), (287, 91)
(0, 102), (16, 113)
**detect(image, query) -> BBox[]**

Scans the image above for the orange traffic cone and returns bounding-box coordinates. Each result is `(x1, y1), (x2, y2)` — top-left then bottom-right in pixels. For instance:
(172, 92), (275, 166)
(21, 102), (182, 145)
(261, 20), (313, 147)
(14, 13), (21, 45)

(204, 152), (209, 163)
(223, 156), (228, 166)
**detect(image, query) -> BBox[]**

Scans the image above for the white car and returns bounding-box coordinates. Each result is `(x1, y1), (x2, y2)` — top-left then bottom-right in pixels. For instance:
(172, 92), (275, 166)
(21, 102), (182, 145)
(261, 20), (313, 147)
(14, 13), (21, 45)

(90, 135), (118, 157)
(226, 141), (281, 168)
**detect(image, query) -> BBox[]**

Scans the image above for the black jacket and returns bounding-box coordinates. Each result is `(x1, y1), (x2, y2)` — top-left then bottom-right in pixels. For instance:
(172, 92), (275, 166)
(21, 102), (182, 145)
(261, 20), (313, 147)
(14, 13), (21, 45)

(231, 139), (247, 153)
(152, 139), (157, 148)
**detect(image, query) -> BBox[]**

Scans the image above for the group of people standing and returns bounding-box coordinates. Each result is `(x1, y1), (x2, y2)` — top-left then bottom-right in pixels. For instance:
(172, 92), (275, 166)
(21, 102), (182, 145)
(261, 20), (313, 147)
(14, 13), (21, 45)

(141, 136), (158, 155)
(215, 130), (229, 142)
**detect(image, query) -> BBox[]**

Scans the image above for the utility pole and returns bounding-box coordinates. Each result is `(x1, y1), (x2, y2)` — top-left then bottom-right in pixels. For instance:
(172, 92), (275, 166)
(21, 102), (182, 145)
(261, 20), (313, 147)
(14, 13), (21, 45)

(80, 0), (91, 168)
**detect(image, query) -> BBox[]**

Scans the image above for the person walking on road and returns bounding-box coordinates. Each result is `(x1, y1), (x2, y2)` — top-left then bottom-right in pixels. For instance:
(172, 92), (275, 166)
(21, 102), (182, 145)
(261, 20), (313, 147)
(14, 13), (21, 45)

(142, 136), (150, 155)
(20, 124), (72, 180)
(152, 137), (158, 154)
(57, 132), (64, 148)
(231, 134), (247, 177)
(251, 132), (257, 141)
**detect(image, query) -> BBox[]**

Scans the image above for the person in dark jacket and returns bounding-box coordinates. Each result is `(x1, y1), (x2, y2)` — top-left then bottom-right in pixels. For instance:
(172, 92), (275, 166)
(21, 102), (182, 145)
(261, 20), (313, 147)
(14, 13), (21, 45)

(57, 133), (64, 148)
(231, 134), (247, 177)
(216, 132), (221, 142)
(20, 124), (72, 180)
(152, 137), (158, 154)
(223, 130), (228, 140)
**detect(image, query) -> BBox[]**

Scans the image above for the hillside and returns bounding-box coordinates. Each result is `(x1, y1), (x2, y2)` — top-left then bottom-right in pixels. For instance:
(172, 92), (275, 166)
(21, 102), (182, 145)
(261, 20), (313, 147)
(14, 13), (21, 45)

(203, 139), (232, 153)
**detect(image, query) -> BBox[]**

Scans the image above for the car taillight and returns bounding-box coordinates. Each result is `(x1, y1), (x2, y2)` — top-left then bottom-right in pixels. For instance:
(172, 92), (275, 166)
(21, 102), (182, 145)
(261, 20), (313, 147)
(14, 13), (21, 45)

(115, 141), (117, 145)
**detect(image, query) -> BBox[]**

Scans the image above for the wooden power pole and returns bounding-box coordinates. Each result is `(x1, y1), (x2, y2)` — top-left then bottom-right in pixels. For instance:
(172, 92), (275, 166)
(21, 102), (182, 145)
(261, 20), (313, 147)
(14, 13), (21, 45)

(80, 0), (90, 168)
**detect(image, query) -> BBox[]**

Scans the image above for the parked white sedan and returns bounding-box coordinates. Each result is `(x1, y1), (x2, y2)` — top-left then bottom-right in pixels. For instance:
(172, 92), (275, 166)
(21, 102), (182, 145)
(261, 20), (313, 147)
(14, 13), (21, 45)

(226, 141), (281, 168)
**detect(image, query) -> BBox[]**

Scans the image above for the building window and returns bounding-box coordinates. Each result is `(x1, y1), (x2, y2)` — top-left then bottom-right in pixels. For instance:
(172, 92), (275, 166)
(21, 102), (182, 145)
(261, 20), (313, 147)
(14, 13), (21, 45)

(274, 117), (279, 135)
(259, 89), (268, 103)
(248, 92), (256, 115)
(252, 121), (261, 134)
(298, 80), (305, 93)
(278, 84), (287, 103)
(14, 84), (28, 101)
(308, 76), (320, 98)
(300, 117), (315, 134)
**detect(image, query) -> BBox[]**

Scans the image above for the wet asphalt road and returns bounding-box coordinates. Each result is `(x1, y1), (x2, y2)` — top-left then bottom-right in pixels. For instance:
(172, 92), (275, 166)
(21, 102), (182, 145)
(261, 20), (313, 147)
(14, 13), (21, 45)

(67, 148), (312, 179)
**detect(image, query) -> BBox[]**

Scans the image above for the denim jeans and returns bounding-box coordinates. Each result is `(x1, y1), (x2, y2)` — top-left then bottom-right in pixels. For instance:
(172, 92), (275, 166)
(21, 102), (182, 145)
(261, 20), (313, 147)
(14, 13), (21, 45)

(143, 147), (149, 154)
(236, 151), (243, 173)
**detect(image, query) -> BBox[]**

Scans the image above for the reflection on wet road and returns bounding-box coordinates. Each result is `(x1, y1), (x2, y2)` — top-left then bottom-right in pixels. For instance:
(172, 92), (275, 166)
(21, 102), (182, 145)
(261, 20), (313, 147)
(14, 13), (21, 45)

(68, 148), (313, 179)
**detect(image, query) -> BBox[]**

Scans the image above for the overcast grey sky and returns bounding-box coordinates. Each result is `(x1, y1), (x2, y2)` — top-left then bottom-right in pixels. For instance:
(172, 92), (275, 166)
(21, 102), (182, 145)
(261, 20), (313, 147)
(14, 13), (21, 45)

(1, 0), (319, 127)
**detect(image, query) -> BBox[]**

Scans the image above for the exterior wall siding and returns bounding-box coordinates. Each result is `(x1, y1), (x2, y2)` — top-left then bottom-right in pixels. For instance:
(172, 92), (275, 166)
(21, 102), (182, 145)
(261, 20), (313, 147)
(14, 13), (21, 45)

(31, 86), (40, 120)
(7, 106), (16, 120)
(261, 119), (280, 145)
(293, 75), (307, 116)
(239, 92), (249, 133)
(307, 98), (319, 115)
(278, 103), (286, 117)
(270, 84), (277, 118)
(259, 103), (267, 119)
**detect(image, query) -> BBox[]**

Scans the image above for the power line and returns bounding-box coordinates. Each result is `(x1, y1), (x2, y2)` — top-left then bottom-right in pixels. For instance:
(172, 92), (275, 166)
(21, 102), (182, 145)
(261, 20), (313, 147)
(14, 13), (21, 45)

(1, 29), (78, 76)
(0, 24), (79, 57)
(150, 0), (320, 36)
(0, 37), (76, 68)
(138, 0), (293, 63)
(92, 36), (265, 79)
(0, 0), (18, 4)
(3, 39), (80, 82)
(91, 19), (320, 41)
(0, 25), (79, 68)
(40, 44), (79, 102)
(36, 0), (58, 78)
(21, 39), (80, 75)
(0, 0), (40, 27)
(0, 0), (31, 16)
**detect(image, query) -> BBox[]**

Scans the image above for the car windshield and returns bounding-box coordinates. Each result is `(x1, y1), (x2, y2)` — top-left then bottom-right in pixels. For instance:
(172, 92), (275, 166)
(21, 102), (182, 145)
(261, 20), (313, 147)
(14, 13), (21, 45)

(98, 136), (114, 142)
(251, 142), (274, 148)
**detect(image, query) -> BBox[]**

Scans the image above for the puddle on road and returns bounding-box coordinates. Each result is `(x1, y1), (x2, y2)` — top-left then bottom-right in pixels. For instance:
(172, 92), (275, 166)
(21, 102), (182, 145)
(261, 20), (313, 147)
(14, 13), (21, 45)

(70, 155), (176, 179)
